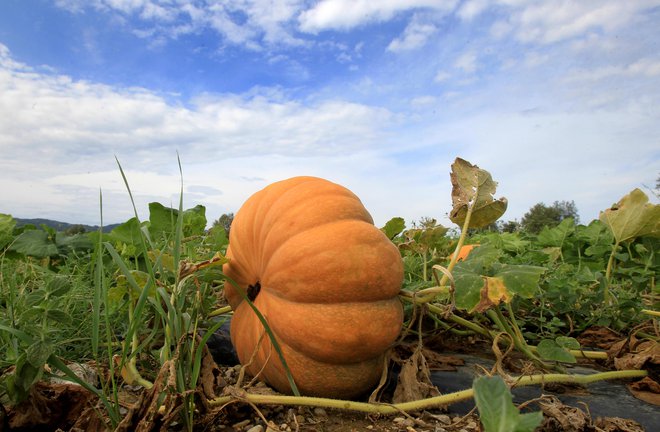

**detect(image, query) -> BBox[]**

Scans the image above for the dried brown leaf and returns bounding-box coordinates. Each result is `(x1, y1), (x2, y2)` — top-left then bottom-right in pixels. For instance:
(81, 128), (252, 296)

(392, 346), (440, 404)
(7, 381), (96, 431)
(613, 340), (659, 370)
(538, 395), (590, 432)
(628, 376), (660, 406)
(577, 326), (622, 350)
(594, 416), (645, 432)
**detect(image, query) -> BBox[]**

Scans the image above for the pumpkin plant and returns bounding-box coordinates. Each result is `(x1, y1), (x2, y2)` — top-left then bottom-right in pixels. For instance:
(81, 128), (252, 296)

(223, 176), (404, 398)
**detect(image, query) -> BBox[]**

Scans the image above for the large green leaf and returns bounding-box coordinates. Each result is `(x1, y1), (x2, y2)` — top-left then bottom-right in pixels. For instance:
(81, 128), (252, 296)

(401, 224), (449, 253)
(599, 188), (660, 244)
(108, 217), (144, 247)
(0, 213), (16, 249)
(537, 218), (575, 247)
(149, 202), (207, 241)
(10, 230), (58, 257)
(473, 376), (543, 432)
(381, 217), (406, 240)
(453, 262), (545, 313)
(449, 158), (508, 229)
(494, 265), (546, 299)
(453, 269), (485, 311)
(55, 232), (93, 255)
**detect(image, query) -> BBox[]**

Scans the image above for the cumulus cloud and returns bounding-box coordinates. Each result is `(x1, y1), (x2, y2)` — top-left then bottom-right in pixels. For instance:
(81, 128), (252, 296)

(0, 43), (397, 223)
(298, 0), (457, 33)
(387, 14), (438, 52)
(0, 44), (391, 165)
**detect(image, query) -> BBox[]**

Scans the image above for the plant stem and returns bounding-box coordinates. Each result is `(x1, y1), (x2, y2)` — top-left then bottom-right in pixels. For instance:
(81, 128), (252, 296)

(487, 308), (548, 368)
(603, 242), (619, 304)
(209, 305), (233, 317)
(641, 309), (660, 318)
(527, 346), (609, 360)
(207, 370), (647, 414)
(399, 293), (493, 337)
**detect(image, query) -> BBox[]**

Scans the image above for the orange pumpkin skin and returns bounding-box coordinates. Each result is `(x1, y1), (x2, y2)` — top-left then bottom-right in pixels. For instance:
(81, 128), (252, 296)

(223, 176), (404, 398)
(456, 244), (478, 262)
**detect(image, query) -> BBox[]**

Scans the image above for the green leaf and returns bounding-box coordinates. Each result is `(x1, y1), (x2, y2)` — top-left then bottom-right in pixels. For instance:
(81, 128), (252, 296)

(494, 265), (546, 299)
(182, 205), (207, 236)
(26, 340), (54, 369)
(516, 412), (545, 432)
(381, 217), (406, 240)
(10, 230), (58, 257)
(599, 188), (660, 244)
(449, 158), (508, 229)
(454, 269), (485, 312)
(149, 202), (207, 241)
(473, 375), (543, 432)
(556, 336), (580, 350)
(116, 270), (153, 301)
(7, 353), (43, 404)
(55, 232), (93, 255)
(0, 213), (16, 249)
(453, 261), (545, 313)
(47, 276), (72, 297)
(25, 290), (47, 307)
(207, 225), (228, 249)
(537, 218), (575, 247)
(108, 217), (144, 249)
(45, 309), (72, 325)
(536, 339), (577, 363)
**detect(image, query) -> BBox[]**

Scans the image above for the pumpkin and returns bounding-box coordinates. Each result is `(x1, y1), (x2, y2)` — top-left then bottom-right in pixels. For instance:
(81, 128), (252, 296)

(223, 176), (403, 398)
(456, 244), (478, 262)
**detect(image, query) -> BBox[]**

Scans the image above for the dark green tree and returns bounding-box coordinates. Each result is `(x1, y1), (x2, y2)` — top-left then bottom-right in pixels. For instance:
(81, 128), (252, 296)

(211, 213), (234, 236)
(520, 201), (579, 234)
(499, 220), (521, 233)
(64, 224), (86, 236)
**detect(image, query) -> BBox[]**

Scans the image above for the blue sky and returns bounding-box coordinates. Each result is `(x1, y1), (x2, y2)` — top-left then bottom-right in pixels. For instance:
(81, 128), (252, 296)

(1, 0), (659, 229)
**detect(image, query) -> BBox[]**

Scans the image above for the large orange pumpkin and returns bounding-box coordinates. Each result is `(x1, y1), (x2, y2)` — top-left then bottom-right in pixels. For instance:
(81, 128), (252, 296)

(223, 176), (403, 398)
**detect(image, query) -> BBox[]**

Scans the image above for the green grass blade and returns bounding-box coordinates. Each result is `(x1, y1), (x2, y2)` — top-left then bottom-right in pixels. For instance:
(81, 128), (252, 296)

(190, 318), (226, 389)
(224, 275), (300, 396)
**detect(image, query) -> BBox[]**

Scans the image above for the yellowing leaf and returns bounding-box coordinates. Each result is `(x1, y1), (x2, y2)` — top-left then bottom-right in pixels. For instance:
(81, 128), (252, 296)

(599, 188), (660, 244)
(473, 276), (512, 313)
(449, 158), (507, 229)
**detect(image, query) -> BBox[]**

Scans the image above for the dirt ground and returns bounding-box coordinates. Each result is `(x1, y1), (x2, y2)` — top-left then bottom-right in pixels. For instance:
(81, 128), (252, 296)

(2, 329), (657, 432)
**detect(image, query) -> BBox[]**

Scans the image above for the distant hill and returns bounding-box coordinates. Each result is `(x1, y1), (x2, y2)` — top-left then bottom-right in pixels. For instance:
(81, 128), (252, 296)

(14, 218), (121, 233)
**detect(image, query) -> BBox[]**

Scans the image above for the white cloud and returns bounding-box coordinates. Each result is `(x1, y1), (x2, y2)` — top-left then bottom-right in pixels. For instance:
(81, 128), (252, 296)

(298, 0), (457, 33)
(564, 58), (660, 83)
(55, 0), (308, 49)
(434, 71), (452, 82)
(453, 52), (477, 73)
(457, 0), (490, 21)
(410, 95), (437, 107)
(486, 0), (660, 45)
(0, 43), (400, 224)
(387, 14), (438, 52)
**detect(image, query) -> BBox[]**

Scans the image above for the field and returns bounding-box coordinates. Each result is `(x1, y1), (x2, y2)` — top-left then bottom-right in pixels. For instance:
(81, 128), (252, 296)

(0, 159), (658, 432)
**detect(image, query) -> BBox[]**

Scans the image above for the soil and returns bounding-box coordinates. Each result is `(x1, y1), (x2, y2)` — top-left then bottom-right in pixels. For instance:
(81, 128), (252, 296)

(2, 327), (658, 432)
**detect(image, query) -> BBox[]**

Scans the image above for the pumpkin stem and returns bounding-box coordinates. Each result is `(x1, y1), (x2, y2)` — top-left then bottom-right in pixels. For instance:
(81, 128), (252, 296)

(247, 282), (261, 301)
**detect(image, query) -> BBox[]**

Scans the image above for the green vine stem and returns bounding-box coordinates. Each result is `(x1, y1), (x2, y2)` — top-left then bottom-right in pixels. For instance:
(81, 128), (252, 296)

(603, 242), (619, 304)
(400, 294), (609, 360)
(641, 309), (660, 318)
(209, 305), (233, 317)
(207, 369), (647, 415)
(527, 346), (609, 360)
(486, 308), (549, 369)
